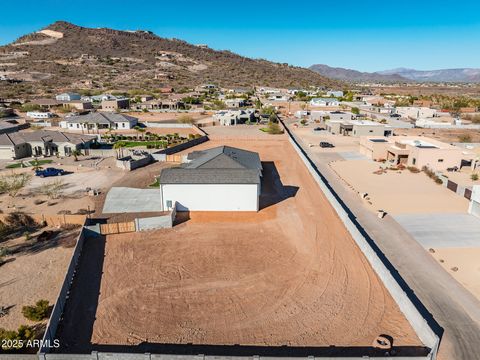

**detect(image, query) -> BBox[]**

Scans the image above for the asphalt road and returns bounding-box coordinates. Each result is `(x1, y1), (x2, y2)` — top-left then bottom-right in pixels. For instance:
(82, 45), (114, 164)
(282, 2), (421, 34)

(292, 131), (480, 360)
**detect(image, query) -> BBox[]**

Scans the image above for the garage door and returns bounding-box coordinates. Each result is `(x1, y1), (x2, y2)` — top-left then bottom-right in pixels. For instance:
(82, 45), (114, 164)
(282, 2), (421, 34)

(0, 147), (13, 159)
(471, 201), (480, 219)
(162, 183), (259, 211)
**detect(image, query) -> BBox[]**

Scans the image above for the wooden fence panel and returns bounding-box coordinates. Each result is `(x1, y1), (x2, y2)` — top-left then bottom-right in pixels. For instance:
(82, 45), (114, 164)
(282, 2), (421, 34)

(100, 221), (135, 235)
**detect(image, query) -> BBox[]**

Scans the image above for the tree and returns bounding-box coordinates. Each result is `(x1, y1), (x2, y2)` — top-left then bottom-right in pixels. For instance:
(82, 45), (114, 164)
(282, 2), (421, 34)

(177, 114), (195, 124)
(71, 149), (81, 161)
(0, 173), (32, 197)
(22, 300), (50, 321)
(351, 107), (360, 115)
(40, 180), (65, 200)
(113, 141), (126, 158)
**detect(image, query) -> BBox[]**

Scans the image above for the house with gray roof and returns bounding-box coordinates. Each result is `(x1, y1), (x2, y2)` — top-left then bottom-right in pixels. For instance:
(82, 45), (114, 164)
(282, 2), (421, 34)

(60, 112), (138, 132)
(0, 130), (96, 159)
(159, 146), (262, 211)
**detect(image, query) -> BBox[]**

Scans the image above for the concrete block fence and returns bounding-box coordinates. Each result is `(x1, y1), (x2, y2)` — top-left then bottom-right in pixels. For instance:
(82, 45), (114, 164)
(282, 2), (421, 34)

(281, 120), (439, 359)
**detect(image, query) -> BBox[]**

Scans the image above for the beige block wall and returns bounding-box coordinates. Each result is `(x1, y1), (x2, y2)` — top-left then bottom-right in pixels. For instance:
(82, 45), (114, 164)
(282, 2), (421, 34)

(408, 148), (463, 171)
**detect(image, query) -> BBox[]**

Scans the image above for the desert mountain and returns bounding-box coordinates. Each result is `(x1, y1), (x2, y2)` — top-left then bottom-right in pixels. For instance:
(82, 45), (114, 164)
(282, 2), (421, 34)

(309, 64), (410, 84)
(377, 67), (480, 83)
(310, 64), (480, 84)
(0, 21), (341, 96)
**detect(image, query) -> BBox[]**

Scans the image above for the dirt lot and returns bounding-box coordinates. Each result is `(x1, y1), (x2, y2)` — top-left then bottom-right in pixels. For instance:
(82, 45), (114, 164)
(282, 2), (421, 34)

(330, 159), (469, 215)
(430, 247), (480, 301)
(394, 127), (480, 143)
(0, 156), (124, 216)
(56, 138), (424, 354)
(0, 226), (80, 331)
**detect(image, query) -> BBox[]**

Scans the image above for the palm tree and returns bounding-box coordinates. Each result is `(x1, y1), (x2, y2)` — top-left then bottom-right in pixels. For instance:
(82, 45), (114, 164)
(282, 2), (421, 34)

(113, 142), (125, 159)
(71, 150), (81, 162)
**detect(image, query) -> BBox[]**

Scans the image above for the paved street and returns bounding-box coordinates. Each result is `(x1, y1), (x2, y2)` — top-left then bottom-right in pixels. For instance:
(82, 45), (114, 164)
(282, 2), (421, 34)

(291, 128), (480, 360)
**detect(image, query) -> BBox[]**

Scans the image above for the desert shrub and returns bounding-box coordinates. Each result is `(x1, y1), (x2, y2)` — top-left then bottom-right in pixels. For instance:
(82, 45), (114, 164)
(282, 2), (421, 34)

(397, 164), (406, 170)
(33, 199), (45, 205)
(0, 325), (37, 348)
(471, 173), (479, 181)
(458, 134), (472, 143)
(435, 177), (443, 185)
(21, 300), (50, 321)
(407, 166), (420, 173)
(5, 212), (36, 229)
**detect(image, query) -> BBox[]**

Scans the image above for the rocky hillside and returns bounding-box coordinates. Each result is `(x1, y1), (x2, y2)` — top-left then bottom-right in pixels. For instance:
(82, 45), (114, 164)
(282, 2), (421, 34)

(0, 21), (341, 97)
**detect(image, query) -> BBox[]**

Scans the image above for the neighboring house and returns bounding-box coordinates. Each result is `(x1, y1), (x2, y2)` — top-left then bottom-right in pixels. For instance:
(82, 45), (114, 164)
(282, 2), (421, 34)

(132, 100), (184, 111)
(60, 112), (138, 131)
(62, 100), (93, 111)
(329, 111), (354, 122)
(326, 90), (344, 98)
(102, 98), (130, 111)
(310, 98), (340, 107)
(0, 130), (96, 159)
(214, 109), (256, 126)
(267, 94), (291, 101)
(396, 107), (438, 119)
(26, 112), (55, 119)
(56, 93), (81, 102)
(469, 186), (480, 218)
(359, 136), (476, 171)
(159, 146), (263, 211)
(31, 99), (62, 109)
(224, 98), (246, 108)
(139, 95), (154, 102)
(326, 119), (391, 136)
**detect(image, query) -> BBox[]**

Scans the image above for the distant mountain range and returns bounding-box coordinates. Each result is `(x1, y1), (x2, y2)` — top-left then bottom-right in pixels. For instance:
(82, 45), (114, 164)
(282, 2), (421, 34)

(309, 64), (480, 84)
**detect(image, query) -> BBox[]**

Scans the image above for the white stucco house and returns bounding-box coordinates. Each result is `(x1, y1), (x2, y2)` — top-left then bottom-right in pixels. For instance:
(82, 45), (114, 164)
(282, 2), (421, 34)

(469, 186), (480, 219)
(159, 146), (263, 211)
(310, 98), (340, 107)
(56, 92), (81, 102)
(60, 112), (138, 131)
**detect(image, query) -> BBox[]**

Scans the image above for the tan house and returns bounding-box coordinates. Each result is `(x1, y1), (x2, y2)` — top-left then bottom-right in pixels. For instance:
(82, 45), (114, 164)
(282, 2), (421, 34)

(326, 119), (391, 137)
(102, 98), (130, 111)
(360, 136), (476, 171)
(0, 130), (96, 159)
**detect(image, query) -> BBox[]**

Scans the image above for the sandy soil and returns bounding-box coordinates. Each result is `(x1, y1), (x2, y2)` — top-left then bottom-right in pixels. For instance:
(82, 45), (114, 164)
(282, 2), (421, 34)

(395, 127), (480, 143)
(330, 159), (469, 215)
(0, 157), (124, 215)
(430, 247), (480, 301)
(57, 138), (423, 352)
(127, 112), (212, 123)
(441, 169), (480, 187)
(0, 228), (80, 330)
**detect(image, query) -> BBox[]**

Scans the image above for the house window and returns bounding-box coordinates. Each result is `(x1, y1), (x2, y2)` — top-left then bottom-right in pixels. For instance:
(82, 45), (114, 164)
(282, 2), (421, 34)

(438, 159), (444, 163)
(413, 158), (416, 165)
(122, 123), (126, 128)
(76, 124), (79, 128)
(166, 200), (172, 208)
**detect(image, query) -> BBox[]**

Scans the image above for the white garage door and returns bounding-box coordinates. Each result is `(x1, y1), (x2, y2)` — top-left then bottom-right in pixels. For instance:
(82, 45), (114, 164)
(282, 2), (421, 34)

(162, 183), (259, 211)
(471, 200), (480, 219)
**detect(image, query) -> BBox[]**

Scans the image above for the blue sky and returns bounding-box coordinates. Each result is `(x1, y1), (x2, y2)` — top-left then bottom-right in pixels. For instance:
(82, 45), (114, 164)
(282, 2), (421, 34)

(1, 0), (479, 72)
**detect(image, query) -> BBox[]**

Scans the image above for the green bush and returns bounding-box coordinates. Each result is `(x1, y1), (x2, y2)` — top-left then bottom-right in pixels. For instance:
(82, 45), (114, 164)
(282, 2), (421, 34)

(22, 300), (50, 321)
(471, 173), (479, 181)
(0, 325), (37, 349)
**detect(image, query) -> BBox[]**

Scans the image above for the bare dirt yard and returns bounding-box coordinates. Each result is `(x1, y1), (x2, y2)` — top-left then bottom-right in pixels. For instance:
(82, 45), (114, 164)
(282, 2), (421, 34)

(56, 137), (425, 356)
(0, 156), (124, 216)
(330, 159), (469, 215)
(430, 247), (480, 301)
(0, 224), (81, 331)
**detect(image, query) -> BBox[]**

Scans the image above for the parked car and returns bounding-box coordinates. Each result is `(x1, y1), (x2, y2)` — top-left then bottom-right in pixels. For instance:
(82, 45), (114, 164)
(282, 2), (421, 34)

(390, 114), (401, 118)
(313, 127), (324, 131)
(35, 167), (65, 177)
(319, 142), (335, 148)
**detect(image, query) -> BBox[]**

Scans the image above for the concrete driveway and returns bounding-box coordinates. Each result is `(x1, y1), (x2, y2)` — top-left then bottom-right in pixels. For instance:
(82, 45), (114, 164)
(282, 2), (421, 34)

(103, 187), (162, 213)
(394, 213), (480, 248)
